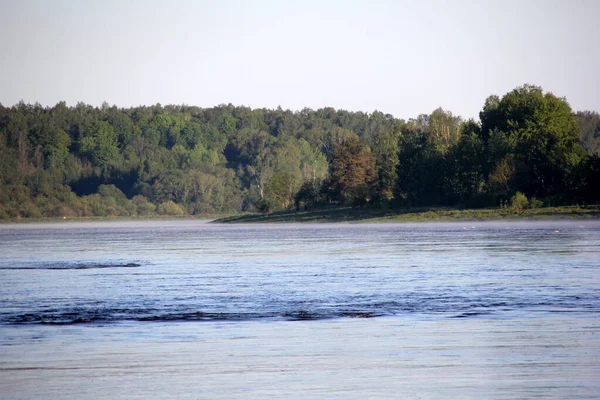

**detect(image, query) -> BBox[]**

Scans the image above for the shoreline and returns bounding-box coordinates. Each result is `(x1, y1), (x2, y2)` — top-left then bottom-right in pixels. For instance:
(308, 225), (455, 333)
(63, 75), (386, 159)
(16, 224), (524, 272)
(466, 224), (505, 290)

(2, 205), (599, 225)
(0, 215), (222, 225)
(214, 205), (600, 224)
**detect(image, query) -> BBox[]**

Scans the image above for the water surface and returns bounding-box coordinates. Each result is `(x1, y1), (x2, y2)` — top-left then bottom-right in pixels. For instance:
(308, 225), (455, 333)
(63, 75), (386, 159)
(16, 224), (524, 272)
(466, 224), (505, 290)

(1, 220), (599, 399)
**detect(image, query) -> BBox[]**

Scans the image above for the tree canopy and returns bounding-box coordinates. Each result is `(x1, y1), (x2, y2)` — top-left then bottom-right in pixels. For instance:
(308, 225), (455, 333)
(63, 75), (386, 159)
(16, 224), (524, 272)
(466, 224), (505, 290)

(0, 84), (598, 219)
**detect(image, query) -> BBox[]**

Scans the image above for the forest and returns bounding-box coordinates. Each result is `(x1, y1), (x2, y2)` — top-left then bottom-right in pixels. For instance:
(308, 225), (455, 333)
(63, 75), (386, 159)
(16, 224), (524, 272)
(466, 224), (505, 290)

(0, 84), (599, 220)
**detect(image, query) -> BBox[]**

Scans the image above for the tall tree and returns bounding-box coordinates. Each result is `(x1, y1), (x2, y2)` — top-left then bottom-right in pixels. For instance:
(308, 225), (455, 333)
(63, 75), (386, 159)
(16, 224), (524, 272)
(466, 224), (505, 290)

(30, 123), (71, 169)
(428, 108), (462, 151)
(371, 129), (400, 203)
(327, 137), (375, 206)
(78, 121), (119, 167)
(575, 111), (600, 155)
(479, 84), (585, 197)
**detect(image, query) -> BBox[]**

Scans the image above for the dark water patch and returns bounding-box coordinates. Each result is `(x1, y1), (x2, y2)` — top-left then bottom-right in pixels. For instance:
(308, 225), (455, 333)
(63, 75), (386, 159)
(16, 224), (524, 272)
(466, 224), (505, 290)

(451, 311), (494, 318)
(3, 302), (600, 325)
(3, 307), (388, 325)
(4, 288), (600, 326)
(283, 311), (331, 321)
(0, 262), (141, 270)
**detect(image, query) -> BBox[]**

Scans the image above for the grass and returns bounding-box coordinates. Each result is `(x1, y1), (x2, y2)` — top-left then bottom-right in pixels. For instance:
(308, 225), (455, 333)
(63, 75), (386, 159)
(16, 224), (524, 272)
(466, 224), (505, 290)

(2, 206), (599, 225)
(0, 213), (237, 224)
(214, 205), (600, 224)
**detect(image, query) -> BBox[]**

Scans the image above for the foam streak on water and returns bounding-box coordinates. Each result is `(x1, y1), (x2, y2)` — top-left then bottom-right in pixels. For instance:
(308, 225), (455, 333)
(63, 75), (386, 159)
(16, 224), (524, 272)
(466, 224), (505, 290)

(0, 220), (599, 399)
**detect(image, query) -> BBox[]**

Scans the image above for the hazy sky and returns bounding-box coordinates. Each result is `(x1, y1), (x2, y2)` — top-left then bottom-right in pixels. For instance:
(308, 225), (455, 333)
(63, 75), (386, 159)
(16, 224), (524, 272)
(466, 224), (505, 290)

(1, 0), (598, 120)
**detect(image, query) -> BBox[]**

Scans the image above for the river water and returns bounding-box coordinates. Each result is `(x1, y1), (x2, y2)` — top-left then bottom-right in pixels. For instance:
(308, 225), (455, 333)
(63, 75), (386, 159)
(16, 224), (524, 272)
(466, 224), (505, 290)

(0, 220), (599, 399)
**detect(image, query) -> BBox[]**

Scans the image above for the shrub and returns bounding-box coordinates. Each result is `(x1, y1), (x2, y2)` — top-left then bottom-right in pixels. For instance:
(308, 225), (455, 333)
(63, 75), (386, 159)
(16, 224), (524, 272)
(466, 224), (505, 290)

(157, 201), (185, 216)
(98, 184), (127, 203)
(188, 202), (215, 215)
(138, 202), (157, 215)
(132, 195), (156, 216)
(529, 197), (543, 209)
(510, 191), (529, 211)
(84, 194), (112, 217)
(256, 199), (271, 213)
(0, 206), (8, 220)
(21, 202), (41, 218)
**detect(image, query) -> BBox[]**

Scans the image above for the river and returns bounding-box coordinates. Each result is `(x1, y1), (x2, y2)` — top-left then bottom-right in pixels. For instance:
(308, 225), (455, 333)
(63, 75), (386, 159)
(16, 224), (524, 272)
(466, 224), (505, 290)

(1, 220), (599, 399)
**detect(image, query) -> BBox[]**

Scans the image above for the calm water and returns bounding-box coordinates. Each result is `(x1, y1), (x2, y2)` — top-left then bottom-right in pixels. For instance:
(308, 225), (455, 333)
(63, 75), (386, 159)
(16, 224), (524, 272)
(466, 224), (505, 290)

(0, 220), (599, 399)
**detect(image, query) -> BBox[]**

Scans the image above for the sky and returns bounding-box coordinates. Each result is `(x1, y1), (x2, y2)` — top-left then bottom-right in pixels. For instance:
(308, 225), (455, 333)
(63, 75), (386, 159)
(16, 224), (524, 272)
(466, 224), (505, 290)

(1, 0), (598, 120)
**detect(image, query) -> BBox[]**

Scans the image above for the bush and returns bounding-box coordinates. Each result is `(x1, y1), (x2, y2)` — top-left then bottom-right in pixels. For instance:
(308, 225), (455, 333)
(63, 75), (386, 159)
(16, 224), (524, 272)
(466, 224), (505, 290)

(51, 204), (78, 218)
(510, 191), (529, 211)
(188, 202), (215, 215)
(83, 194), (117, 217)
(21, 202), (41, 218)
(157, 201), (185, 216)
(98, 184), (127, 203)
(256, 199), (272, 213)
(132, 195), (156, 216)
(295, 179), (326, 210)
(529, 197), (543, 209)
(0, 206), (8, 220)
(98, 184), (133, 215)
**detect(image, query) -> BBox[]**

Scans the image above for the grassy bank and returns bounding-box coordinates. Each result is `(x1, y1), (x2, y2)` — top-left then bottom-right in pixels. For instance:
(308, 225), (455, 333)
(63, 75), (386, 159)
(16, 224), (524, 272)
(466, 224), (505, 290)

(0, 213), (236, 224)
(2, 206), (599, 224)
(214, 205), (600, 223)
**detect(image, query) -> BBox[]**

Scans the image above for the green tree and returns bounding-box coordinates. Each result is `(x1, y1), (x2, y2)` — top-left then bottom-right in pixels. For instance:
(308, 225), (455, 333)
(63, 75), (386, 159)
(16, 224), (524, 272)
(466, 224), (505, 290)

(78, 121), (119, 167)
(327, 137), (375, 206)
(396, 131), (445, 206)
(322, 127), (359, 160)
(219, 110), (238, 138)
(575, 111), (600, 155)
(371, 130), (400, 203)
(106, 110), (139, 148)
(429, 107), (462, 152)
(510, 191), (529, 211)
(297, 139), (328, 183)
(263, 173), (295, 210)
(479, 84), (585, 198)
(30, 123), (71, 169)
(445, 132), (485, 204)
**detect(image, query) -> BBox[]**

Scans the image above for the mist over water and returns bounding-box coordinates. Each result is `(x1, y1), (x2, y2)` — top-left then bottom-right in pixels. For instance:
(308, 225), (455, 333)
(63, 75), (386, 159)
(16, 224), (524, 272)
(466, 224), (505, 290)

(1, 220), (599, 399)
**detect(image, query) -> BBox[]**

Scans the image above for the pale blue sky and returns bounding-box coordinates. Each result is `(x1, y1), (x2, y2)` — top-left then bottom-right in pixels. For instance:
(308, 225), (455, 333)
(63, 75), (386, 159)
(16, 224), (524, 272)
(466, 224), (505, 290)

(1, 0), (598, 120)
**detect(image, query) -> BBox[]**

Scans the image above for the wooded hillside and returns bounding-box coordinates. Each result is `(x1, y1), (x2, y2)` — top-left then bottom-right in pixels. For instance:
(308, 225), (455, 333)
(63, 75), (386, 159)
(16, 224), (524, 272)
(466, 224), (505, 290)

(1, 84), (598, 219)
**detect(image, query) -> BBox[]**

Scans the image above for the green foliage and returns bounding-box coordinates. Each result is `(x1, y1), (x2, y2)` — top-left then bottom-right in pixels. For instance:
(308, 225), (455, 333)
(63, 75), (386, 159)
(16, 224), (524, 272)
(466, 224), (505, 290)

(529, 197), (543, 209)
(395, 131), (444, 206)
(157, 200), (185, 216)
(444, 132), (485, 204)
(219, 110), (238, 138)
(106, 109), (138, 148)
(371, 130), (399, 203)
(264, 173), (295, 210)
(294, 179), (326, 209)
(30, 124), (71, 169)
(428, 108), (462, 151)
(568, 154), (600, 203)
(327, 136), (375, 206)
(0, 88), (598, 221)
(510, 191), (529, 211)
(132, 195), (156, 215)
(479, 84), (585, 197)
(575, 111), (600, 156)
(78, 121), (119, 167)
(487, 155), (516, 197)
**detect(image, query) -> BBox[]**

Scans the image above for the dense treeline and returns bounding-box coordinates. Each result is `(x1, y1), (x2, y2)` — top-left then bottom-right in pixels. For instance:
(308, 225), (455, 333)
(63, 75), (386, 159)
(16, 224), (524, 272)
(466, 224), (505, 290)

(0, 84), (599, 219)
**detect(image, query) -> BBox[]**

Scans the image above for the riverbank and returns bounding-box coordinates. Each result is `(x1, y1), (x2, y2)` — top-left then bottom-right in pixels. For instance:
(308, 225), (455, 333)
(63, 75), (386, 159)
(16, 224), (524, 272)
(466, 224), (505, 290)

(215, 205), (600, 223)
(2, 205), (599, 224)
(0, 214), (229, 225)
